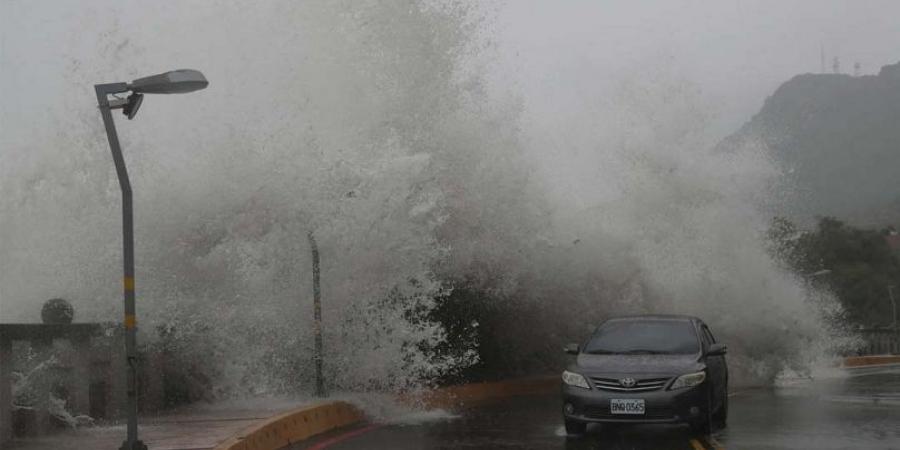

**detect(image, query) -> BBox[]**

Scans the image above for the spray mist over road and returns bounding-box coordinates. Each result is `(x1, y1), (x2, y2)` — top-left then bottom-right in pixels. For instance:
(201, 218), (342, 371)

(0, 0), (853, 397)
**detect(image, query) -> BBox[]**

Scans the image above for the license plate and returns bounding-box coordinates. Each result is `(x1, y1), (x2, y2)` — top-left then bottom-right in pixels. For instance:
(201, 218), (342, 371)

(610, 399), (645, 415)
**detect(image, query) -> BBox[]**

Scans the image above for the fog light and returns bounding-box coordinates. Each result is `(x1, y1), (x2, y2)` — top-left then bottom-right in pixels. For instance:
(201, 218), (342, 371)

(564, 403), (575, 415)
(689, 406), (700, 416)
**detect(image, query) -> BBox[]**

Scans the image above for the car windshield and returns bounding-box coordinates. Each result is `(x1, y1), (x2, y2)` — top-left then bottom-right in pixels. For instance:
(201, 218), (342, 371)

(583, 320), (700, 355)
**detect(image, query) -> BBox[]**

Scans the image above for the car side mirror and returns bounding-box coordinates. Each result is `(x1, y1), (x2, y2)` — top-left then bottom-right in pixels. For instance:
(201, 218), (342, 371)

(564, 343), (580, 355)
(707, 343), (727, 356)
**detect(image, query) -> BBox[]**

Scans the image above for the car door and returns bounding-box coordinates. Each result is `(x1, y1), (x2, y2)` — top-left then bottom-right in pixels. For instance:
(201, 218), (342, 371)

(700, 323), (727, 410)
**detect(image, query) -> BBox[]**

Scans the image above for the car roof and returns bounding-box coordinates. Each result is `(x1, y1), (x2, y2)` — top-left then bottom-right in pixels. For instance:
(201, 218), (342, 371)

(605, 314), (701, 323)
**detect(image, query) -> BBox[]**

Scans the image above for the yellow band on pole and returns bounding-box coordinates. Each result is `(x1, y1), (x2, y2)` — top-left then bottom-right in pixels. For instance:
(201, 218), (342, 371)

(124, 277), (135, 291)
(124, 314), (136, 329)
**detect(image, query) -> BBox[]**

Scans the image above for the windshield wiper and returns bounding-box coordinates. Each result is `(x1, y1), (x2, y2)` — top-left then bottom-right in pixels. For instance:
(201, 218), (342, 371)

(583, 349), (670, 355)
(619, 349), (670, 355)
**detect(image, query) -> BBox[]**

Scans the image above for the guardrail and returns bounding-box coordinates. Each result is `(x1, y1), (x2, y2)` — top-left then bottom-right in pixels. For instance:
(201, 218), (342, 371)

(856, 328), (900, 355)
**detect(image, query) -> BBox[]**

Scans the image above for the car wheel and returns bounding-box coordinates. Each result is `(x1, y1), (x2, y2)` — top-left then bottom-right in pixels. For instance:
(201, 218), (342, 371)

(564, 419), (587, 435)
(712, 391), (728, 429)
(690, 387), (714, 435)
(690, 416), (711, 436)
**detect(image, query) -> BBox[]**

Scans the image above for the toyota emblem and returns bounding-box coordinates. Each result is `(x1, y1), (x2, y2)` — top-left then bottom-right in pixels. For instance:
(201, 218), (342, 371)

(619, 377), (636, 388)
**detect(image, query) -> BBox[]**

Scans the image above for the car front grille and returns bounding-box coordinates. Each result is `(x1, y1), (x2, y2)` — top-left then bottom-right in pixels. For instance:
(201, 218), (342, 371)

(589, 376), (670, 392)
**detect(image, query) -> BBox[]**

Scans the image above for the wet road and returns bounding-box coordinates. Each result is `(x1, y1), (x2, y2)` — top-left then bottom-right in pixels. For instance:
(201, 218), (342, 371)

(293, 371), (900, 450)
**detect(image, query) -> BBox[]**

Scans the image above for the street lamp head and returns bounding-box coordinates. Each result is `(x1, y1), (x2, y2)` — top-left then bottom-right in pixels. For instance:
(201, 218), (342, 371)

(128, 69), (208, 94)
(123, 93), (143, 120)
(98, 69), (208, 119)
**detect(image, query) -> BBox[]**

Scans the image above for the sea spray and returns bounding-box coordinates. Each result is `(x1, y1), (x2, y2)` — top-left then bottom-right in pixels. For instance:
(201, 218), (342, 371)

(0, 0), (852, 401)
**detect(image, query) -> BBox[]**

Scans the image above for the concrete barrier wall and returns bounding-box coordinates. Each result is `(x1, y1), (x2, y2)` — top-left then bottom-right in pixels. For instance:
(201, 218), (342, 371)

(401, 376), (558, 409)
(212, 401), (363, 450)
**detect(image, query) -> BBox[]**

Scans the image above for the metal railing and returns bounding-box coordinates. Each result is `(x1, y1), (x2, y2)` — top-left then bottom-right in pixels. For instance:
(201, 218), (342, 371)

(856, 328), (900, 355)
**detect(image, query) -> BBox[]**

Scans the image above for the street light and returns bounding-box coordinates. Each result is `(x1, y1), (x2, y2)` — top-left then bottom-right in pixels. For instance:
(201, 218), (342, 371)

(94, 69), (208, 450)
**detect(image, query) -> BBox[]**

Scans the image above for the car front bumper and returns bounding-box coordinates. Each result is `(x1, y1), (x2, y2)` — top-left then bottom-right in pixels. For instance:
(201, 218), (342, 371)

(561, 382), (708, 424)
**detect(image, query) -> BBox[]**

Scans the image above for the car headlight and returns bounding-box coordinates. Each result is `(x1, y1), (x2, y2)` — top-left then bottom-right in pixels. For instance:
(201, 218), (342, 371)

(562, 370), (591, 389)
(669, 371), (706, 390)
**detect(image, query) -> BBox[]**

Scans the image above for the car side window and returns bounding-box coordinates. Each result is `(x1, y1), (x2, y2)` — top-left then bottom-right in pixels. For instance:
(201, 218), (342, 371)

(698, 326), (710, 346)
(701, 325), (716, 344)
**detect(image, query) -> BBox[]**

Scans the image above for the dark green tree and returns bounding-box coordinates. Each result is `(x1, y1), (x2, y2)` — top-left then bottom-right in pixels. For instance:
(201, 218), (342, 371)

(768, 217), (900, 327)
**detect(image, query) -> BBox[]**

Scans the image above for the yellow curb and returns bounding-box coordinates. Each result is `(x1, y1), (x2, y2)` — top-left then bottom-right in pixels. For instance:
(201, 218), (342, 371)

(842, 355), (900, 368)
(401, 376), (558, 410)
(211, 377), (559, 450)
(212, 401), (363, 450)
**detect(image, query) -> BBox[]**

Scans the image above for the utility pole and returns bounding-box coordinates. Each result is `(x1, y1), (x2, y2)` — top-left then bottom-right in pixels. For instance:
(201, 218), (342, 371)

(307, 231), (325, 397)
(889, 285), (897, 329)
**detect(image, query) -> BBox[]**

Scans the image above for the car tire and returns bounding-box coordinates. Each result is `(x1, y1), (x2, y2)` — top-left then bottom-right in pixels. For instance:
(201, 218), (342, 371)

(712, 391), (728, 429)
(690, 417), (711, 436)
(690, 386), (714, 435)
(564, 419), (587, 435)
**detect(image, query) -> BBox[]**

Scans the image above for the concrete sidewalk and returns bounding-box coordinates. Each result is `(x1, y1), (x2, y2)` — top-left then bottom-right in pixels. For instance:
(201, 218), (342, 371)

(6, 399), (308, 450)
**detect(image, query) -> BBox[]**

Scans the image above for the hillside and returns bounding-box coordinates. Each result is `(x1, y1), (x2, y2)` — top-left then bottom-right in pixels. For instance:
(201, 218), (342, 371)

(721, 62), (900, 225)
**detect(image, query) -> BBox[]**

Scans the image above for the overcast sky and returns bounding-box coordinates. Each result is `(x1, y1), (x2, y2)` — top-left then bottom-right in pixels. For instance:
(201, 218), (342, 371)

(493, 0), (900, 138)
(2, 0), (899, 151)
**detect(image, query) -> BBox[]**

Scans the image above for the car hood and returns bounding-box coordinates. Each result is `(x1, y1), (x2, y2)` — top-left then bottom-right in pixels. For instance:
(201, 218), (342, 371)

(574, 353), (703, 376)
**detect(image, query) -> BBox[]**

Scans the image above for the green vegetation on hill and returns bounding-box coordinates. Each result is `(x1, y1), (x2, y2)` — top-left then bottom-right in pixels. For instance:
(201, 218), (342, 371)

(769, 217), (900, 327)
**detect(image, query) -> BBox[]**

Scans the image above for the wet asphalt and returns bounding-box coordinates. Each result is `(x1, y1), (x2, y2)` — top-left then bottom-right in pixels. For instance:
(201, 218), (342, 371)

(294, 371), (900, 450)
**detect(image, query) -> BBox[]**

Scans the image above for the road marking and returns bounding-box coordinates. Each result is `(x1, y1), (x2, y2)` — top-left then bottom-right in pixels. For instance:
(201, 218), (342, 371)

(689, 438), (707, 450)
(306, 424), (381, 450)
(706, 436), (725, 449)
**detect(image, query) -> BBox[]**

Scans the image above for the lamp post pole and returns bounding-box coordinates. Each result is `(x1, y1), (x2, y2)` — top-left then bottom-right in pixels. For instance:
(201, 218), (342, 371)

(94, 69), (207, 450)
(95, 83), (145, 450)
